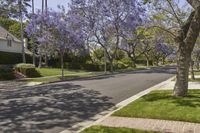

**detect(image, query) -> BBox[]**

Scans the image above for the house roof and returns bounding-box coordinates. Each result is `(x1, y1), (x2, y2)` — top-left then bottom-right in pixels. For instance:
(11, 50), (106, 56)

(0, 25), (21, 42)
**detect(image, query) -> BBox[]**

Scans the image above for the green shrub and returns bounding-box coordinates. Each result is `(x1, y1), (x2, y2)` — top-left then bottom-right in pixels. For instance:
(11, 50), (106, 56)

(0, 66), (15, 80)
(0, 51), (32, 65)
(15, 63), (41, 78)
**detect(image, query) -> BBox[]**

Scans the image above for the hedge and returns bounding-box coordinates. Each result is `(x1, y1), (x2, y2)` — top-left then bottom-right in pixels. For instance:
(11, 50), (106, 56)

(0, 51), (32, 64)
(0, 65), (15, 80)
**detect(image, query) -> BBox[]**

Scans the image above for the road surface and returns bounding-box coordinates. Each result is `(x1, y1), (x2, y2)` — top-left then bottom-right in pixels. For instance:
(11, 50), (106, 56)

(0, 66), (175, 133)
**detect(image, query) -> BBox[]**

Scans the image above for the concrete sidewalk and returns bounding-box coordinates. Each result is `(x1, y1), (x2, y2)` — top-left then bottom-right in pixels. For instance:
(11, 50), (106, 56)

(157, 80), (200, 90)
(99, 116), (200, 133)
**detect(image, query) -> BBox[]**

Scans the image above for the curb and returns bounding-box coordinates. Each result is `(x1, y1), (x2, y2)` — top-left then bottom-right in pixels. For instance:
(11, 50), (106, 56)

(60, 75), (175, 133)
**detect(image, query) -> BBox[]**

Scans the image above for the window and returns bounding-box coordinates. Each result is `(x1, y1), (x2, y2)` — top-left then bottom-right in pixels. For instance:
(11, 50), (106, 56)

(6, 34), (12, 47)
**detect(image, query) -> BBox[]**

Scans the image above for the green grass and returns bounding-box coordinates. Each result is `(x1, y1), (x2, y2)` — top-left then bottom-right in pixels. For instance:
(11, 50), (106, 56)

(36, 68), (91, 77)
(189, 78), (200, 82)
(194, 71), (200, 75)
(113, 90), (200, 123)
(20, 65), (152, 84)
(81, 126), (159, 133)
(23, 67), (149, 84)
(23, 71), (100, 84)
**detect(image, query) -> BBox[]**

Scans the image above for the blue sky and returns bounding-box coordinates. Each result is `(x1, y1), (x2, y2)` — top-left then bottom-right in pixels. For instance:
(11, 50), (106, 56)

(29, 0), (70, 12)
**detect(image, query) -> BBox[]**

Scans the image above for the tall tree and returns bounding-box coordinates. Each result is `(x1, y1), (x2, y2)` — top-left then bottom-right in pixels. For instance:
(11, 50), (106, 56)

(70, 0), (145, 72)
(26, 10), (86, 80)
(31, 0), (36, 66)
(18, 0), (31, 63)
(173, 0), (200, 97)
(146, 0), (200, 97)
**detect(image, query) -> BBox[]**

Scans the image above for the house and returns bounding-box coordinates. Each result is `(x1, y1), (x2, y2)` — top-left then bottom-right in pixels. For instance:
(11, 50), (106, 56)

(0, 25), (31, 54)
(0, 25), (33, 64)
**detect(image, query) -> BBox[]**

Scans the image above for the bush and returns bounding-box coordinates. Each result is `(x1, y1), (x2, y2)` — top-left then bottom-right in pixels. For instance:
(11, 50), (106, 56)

(0, 51), (32, 65)
(15, 63), (41, 78)
(0, 66), (15, 80)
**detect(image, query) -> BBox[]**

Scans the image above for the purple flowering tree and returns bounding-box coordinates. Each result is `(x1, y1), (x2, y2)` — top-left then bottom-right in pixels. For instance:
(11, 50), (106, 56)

(70, 0), (145, 72)
(155, 43), (174, 65)
(119, 27), (153, 68)
(26, 10), (85, 79)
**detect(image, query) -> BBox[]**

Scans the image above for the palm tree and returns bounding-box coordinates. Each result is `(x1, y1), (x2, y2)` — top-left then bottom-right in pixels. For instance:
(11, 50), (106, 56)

(38, 0), (44, 68)
(44, 0), (48, 67)
(19, 0), (26, 63)
(32, 0), (36, 66)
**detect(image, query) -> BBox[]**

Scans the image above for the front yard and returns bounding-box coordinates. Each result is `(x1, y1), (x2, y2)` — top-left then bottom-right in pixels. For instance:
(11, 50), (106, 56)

(22, 68), (101, 84)
(20, 66), (151, 84)
(113, 90), (200, 123)
(36, 68), (91, 77)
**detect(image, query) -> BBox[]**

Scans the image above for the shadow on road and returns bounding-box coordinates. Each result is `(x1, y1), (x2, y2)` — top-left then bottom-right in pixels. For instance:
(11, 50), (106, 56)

(0, 83), (114, 133)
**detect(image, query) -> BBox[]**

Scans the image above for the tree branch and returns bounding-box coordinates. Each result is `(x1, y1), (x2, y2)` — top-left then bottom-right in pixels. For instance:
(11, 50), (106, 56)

(147, 26), (176, 38)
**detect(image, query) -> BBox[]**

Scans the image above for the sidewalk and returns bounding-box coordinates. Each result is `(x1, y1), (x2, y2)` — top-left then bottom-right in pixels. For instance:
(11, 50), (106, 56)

(99, 116), (200, 133)
(157, 77), (200, 90)
(84, 79), (200, 133)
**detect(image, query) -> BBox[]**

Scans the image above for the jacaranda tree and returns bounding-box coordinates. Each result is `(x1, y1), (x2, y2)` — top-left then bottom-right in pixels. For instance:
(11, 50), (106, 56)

(26, 9), (85, 79)
(69, 0), (146, 72)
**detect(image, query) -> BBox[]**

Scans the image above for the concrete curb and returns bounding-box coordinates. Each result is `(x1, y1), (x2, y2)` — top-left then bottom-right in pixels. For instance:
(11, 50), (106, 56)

(60, 75), (175, 133)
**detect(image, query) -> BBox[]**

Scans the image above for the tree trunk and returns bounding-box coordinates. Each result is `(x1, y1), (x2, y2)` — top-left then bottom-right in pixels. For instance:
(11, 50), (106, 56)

(128, 53), (137, 68)
(104, 48), (107, 74)
(174, 44), (191, 97)
(174, 7), (200, 97)
(61, 52), (64, 81)
(32, 47), (36, 66)
(44, 0), (48, 67)
(190, 60), (195, 80)
(38, 53), (42, 68)
(45, 51), (48, 67)
(32, 0), (35, 66)
(131, 60), (136, 68)
(196, 61), (200, 70)
(110, 60), (114, 73)
(19, 0), (26, 63)
(146, 57), (150, 67)
(162, 57), (165, 65)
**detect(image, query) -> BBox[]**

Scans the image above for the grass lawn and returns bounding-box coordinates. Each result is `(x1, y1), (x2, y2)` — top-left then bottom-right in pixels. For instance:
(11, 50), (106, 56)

(194, 71), (200, 75)
(36, 68), (91, 77)
(113, 90), (200, 123)
(27, 73), (99, 83)
(189, 78), (200, 82)
(22, 66), (150, 84)
(81, 126), (159, 133)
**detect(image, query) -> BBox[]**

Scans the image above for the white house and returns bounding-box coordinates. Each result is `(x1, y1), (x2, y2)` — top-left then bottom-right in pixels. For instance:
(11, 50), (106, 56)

(0, 25), (31, 54)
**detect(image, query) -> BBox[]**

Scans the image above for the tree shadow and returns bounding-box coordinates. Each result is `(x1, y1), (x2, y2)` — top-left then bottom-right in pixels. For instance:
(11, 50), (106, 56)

(141, 90), (200, 108)
(0, 83), (114, 133)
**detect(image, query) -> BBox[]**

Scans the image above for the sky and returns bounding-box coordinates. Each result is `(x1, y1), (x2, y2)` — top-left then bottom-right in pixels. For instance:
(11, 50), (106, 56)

(29, 0), (70, 12)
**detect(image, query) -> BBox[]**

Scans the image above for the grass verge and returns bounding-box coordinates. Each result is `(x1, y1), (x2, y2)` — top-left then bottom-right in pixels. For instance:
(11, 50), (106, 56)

(113, 90), (200, 123)
(81, 126), (159, 133)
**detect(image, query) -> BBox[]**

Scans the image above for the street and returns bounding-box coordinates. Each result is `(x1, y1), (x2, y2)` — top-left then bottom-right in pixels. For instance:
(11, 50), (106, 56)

(0, 66), (175, 133)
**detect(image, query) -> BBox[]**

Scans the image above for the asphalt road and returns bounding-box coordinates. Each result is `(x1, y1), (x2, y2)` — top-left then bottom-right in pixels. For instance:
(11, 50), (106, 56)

(0, 66), (175, 133)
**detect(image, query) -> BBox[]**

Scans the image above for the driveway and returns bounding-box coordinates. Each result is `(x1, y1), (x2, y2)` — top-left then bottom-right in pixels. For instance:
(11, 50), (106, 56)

(0, 66), (175, 133)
